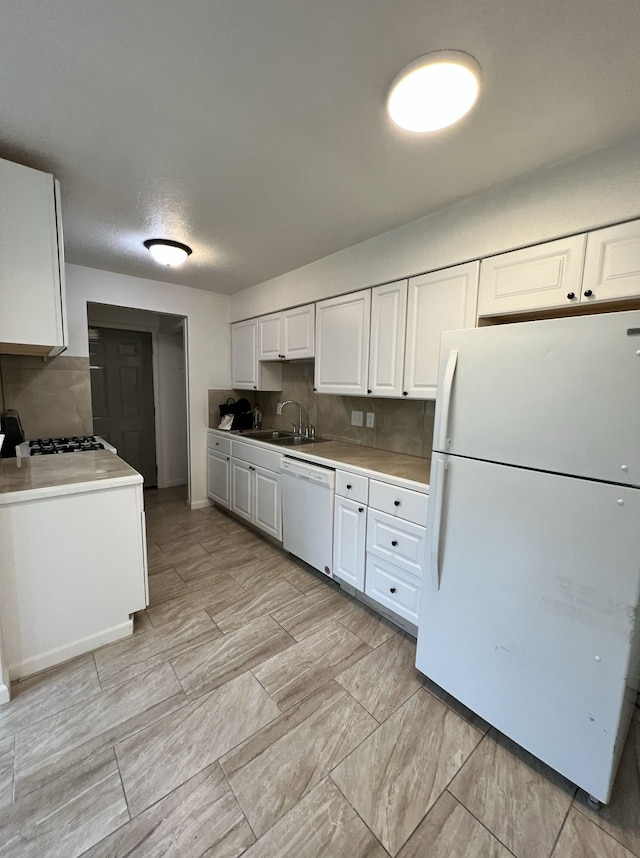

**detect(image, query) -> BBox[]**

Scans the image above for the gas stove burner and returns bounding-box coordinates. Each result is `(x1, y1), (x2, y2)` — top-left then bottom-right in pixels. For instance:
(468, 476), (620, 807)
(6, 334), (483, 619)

(27, 436), (105, 455)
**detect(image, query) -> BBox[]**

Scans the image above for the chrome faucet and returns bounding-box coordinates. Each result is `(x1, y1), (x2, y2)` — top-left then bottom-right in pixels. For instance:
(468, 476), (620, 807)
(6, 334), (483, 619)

(278, 400), (304, 435)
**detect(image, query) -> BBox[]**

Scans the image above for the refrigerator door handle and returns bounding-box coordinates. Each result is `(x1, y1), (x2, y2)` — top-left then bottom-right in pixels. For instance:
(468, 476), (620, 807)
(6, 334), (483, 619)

(428, 455), (448, 589)
(435, 350), (458, 450)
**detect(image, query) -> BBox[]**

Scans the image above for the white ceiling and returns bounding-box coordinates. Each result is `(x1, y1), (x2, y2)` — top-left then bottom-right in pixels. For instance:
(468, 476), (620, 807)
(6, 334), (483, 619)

(2, 1), (640, 295)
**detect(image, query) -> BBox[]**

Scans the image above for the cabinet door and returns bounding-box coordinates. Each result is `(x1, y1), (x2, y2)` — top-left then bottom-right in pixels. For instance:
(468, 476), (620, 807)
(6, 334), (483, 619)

(207, 449), (230, 508)
(254, 466), (281, 539)
(314, 290), (371, 395)
(258, 313), (283, 360)
(0, 160), (65, 355)
(333, 496), (366, 590)
(231, 459), (253, 522)
(283, 305), (315, 358)
(477, 235), (586, 317)
(583, 220), (640, 303)
(368, 280), (407, 397)
(404, 261), (479, 399)
(365, 554), (421, 625)
(231, 319), (259, 389)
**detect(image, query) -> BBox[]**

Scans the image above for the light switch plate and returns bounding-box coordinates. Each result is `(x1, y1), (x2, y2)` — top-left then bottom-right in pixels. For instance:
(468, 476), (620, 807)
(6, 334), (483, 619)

(351, 410), (363, 427)
(366, 412), (375, 428)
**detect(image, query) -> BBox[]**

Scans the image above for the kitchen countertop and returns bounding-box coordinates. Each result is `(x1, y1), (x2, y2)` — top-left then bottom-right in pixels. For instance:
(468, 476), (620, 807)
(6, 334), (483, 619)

(211, 429), (431, 491)
(0, 451), (143, 504)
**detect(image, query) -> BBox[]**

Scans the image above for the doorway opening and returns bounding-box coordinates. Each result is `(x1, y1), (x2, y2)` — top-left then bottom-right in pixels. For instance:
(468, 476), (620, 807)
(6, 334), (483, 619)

(87, 304), (188, 495)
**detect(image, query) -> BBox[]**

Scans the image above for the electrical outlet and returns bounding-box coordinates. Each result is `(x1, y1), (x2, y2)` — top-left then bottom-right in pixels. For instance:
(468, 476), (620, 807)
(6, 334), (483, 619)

(366, 411), (375, 428)
(351, 410), (363, 427)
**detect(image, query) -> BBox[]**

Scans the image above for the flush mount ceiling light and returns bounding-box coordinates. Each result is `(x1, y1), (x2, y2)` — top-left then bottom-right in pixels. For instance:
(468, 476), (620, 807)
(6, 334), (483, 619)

(387, 50), (481, 133)
(143, 238), (193, 267)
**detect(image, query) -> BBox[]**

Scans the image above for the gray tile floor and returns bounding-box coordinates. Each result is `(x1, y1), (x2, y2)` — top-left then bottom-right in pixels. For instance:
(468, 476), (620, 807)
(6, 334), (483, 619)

(2, 485), (640, 857)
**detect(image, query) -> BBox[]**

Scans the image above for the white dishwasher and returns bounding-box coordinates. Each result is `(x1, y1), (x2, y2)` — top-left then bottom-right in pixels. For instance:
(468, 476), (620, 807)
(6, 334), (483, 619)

(280, 457), (335, 577)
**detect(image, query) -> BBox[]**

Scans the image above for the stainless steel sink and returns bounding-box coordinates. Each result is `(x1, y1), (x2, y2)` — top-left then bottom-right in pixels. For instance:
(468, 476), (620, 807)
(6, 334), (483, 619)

(237, 430), (296, 440)
(268, 435), (327, 447)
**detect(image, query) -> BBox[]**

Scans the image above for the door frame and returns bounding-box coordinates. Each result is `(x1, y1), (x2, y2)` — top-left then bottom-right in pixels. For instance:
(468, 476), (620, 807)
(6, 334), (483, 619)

(86, 311), (190, 501)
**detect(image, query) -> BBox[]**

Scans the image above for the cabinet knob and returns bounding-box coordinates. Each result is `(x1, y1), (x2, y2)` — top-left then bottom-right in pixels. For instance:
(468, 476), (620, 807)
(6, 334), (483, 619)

(390, 587), (397, 594)
(253, 385), (257, 389)
(249, 466), (255, 471)
(346, 484), (352, 489)
(358, 507), (364, 512)
(313, 387), (317, 392)
(215, 442), (219, 446)
(584, 289), (593, 298)
(394, 500), (400, 507)
(391, 540), (398, 547)
(566, 292), (576, 300)
(279, 354), (286, 359)
(402, 391), (408, 396)
(367, 389), (372, 394)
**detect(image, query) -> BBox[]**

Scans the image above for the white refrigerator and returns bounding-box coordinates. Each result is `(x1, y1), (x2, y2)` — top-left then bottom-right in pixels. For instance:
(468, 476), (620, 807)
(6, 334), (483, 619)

(416, 309), (640, 804)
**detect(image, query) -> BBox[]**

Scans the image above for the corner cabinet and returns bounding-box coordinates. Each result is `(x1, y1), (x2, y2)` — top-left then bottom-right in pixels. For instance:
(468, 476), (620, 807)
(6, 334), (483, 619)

(0, 158), (66, 356)
(258, 304), (315, 360)
(314, 289), (371, 395)
(403, 262), (479, 399)
(231, 318), (282, 391)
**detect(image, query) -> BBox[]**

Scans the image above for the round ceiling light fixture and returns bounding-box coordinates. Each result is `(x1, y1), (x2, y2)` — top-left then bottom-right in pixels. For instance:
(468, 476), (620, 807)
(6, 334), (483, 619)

(387, 50), (481, 133)
(143, 238), (193, 267)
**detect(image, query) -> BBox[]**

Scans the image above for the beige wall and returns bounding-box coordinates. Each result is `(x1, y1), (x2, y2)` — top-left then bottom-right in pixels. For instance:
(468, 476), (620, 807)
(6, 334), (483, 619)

(210, 363), (434, 458)
(230, 134), (640, 321)
(0, 354), (92, 439)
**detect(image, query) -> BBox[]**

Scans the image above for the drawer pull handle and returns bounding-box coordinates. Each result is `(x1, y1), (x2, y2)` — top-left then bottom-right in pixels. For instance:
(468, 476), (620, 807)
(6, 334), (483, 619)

(346, 484), (352, 489)
(358, 507), (364, 512)
(390, 587), (397, 593)
(394, 500), (400, 507)
(391, 540), (398, 547)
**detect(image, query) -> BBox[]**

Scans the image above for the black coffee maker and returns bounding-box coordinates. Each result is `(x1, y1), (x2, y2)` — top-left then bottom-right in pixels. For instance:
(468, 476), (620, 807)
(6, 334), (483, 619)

(1, 409), (25, 457)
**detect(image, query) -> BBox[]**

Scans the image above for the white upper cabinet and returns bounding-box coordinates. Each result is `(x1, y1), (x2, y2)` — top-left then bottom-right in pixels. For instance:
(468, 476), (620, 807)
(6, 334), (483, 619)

(403, 262), (479, 399)
(583, 220), (640, 303)
(231, 318), (282, 391)
(368, 280), (408, 397)
(477, 235), (586, 317)
(314, 290), (371, 395)
(0, 158), (66, 356)
(258, 304), (315, 360)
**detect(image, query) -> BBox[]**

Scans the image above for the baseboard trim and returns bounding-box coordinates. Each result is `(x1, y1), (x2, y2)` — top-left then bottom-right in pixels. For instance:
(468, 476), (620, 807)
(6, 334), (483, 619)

(8, 619), (134, 681)
(0, 669), (10, 705)
(190, 499), (211, 510)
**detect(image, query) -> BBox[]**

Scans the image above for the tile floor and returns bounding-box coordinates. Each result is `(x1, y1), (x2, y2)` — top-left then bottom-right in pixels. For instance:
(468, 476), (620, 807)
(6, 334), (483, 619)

(2, 485), (640, 857)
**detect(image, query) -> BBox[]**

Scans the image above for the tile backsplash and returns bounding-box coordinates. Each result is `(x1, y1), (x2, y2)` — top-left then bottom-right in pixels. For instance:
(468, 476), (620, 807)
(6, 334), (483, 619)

(209, 362), (434, 458)
(0, 354), (93, 439)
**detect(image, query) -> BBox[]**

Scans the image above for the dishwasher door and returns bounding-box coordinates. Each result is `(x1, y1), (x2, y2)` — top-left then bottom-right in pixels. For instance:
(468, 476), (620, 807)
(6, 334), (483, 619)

(280, 457), (335, 577)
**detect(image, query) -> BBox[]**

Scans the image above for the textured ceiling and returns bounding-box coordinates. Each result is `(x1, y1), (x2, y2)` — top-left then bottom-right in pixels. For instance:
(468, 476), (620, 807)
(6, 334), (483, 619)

(1, 0), (640, 294)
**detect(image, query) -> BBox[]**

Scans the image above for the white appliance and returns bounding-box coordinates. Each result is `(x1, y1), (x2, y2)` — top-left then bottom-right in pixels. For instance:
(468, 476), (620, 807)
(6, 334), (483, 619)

(416, 309), (640, 805)
(17, 435), (117, 458)
(280, 456), (335, 576)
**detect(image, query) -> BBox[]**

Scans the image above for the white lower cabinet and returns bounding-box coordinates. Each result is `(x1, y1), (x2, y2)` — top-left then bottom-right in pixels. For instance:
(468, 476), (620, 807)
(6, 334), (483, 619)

(207, 449), (231, 508)
(254, 466), (281, 539)
(333, 495), (367, 590)
(231, 457), (281, 539)
(364, 555), (421, 625)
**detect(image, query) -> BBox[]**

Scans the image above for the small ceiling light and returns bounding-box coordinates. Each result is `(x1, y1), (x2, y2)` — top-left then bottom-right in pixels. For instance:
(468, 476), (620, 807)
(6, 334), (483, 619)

(387, 50), (481, 133)
(144, 238), (193, 266)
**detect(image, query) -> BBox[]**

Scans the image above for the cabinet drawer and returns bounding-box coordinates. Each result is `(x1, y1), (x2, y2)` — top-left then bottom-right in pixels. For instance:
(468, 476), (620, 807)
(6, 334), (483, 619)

(365, 554), (421, 625)
(336, 470), (368, 504)
(208, 432), (231, 455)
(366, 508), (425, 577)
(368, 479), (428, 526)
(232, 440), (282, 472)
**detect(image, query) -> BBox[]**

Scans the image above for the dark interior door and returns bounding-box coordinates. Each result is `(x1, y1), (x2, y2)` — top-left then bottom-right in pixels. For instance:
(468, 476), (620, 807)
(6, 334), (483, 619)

(89, 327), (158, 486)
